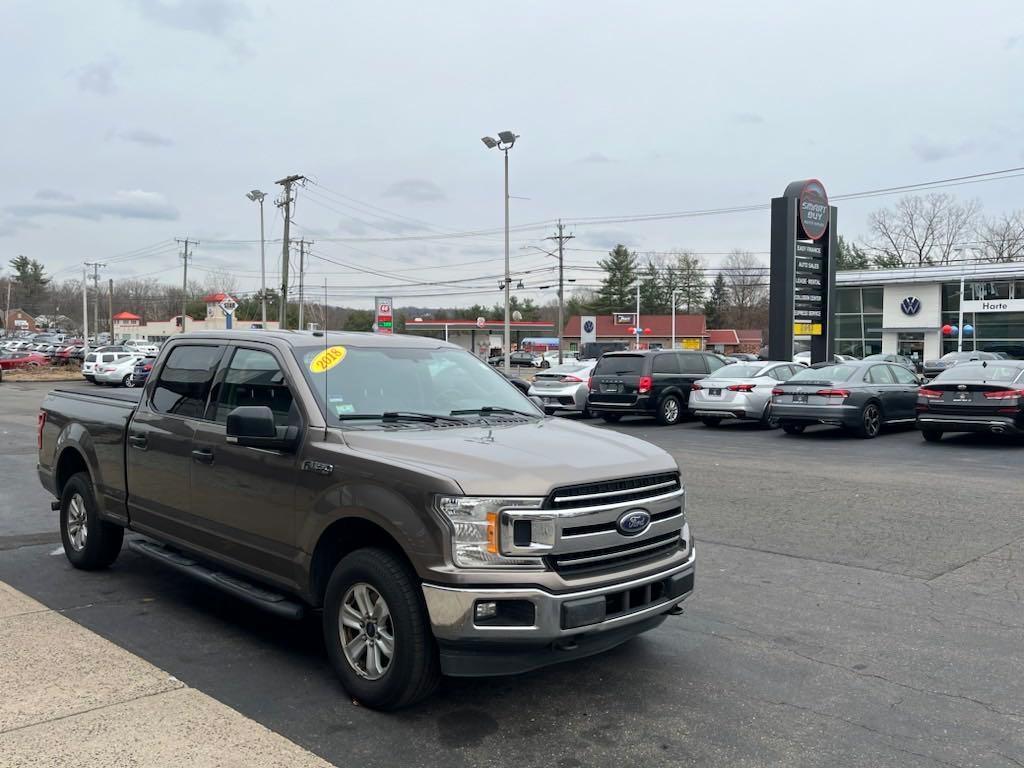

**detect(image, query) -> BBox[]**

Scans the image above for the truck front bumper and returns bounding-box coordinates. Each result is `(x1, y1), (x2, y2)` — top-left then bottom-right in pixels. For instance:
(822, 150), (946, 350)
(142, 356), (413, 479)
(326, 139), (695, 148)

(421, 545), (695, 676)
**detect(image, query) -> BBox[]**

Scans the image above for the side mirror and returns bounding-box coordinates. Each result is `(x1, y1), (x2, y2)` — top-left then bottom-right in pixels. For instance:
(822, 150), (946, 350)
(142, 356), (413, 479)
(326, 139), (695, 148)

(529, 395), (546, 411)
(226, 405), (299, 451)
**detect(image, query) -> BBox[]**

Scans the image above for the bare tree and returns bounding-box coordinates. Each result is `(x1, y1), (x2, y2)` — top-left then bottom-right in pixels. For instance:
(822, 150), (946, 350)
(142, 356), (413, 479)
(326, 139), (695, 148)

(975, 210), (1024, 263)
(720, 250), (768, 329)
(864, 194), (980, 267)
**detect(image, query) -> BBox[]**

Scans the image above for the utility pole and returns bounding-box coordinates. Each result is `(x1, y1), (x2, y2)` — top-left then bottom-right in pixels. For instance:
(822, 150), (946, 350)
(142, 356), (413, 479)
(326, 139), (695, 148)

(176, 239), (196, 333)
(81, 266), (89, 355)
(4, 278), (14, 338)
(108, 278), (114, 342)
(545, 220), (574, 364)
(275, 174), (305, 330)
(296, 239), (312, 331)
(84, 262), (105, 342)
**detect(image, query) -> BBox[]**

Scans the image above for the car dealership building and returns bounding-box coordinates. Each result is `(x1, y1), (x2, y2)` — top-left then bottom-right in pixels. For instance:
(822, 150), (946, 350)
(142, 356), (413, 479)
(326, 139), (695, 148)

(835, 263), (1024, 362)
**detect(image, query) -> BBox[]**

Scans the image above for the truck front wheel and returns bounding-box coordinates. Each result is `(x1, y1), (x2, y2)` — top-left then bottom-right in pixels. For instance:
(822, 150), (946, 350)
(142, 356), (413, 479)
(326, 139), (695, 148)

(323, 548), (440, 710)
(60, 472), (124, 570)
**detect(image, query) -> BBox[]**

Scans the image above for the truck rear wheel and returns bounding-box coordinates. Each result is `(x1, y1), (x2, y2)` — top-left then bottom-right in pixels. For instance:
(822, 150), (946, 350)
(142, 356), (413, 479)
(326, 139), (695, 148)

(323, 547), (439, 710)
(60, 472), (124, 570)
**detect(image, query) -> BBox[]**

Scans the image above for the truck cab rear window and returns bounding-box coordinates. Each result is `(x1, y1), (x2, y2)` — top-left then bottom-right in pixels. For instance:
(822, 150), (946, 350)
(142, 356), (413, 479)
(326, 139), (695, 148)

(151, 345), (224, 418)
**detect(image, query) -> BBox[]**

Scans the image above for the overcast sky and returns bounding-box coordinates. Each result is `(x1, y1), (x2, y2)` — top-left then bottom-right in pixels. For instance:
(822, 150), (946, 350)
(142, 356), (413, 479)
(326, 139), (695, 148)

(2, 0), (1022, 307)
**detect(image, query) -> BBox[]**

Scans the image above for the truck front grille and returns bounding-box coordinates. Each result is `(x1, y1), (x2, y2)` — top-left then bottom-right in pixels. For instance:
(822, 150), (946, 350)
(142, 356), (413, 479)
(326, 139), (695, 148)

(547, 472), (681, 510)
(548, 531), (684, 576)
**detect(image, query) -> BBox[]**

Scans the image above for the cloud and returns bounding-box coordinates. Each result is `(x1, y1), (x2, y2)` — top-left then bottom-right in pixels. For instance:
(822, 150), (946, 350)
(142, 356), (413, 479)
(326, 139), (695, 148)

(732, 112), (764, 124)
(134, 0), (251, 37)
(76, 59), (118, 95)
(577, 228), (642, 251)
(1006, 34), (1022, 50)
(333, 217), (427, 236)
(6, 189), (180, 223)
(34, 189), (76, 202)
(118, 128), (174, 147)
(912, 138), (975, 163)
(577, 152), (613, 164)
(382, 178), (446, 203)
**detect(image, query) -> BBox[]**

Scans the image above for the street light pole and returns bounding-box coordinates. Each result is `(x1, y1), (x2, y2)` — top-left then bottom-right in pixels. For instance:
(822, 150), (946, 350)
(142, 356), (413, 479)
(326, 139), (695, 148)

(247, 190), (268, 325)
(504, 146), (511, 374)
(482, 131), (519, 375)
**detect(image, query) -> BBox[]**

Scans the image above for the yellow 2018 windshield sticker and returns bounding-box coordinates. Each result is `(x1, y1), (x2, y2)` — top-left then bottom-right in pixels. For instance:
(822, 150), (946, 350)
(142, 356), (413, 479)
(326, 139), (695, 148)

(309, 346), (347, 373)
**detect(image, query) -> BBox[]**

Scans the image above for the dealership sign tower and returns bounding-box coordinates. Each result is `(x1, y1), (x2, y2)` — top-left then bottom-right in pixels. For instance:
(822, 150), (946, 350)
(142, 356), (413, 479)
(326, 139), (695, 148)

(768, 179), (838, 364)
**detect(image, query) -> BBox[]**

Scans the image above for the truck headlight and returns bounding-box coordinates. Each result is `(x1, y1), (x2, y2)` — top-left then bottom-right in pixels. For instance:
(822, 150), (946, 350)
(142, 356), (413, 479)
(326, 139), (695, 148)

(435, 496), (545, 568)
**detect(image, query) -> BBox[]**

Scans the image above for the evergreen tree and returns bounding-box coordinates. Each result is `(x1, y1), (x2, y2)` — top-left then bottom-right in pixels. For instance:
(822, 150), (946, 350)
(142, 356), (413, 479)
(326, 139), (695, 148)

(594, 245), (638, 313)
(8, 255), (50, 309)
(638, 260), (667, 314)
(672, 250), (707, 313)
(703, 273), (728, 328)
(836, 235), (871, 270)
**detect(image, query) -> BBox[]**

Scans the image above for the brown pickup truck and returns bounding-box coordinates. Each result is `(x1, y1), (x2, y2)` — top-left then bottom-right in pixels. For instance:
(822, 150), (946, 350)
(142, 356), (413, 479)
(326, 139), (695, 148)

(37, 330), (695, 709)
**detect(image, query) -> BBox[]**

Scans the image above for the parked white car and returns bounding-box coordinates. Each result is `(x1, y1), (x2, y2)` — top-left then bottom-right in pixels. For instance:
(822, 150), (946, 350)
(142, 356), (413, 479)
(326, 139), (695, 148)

(83, 351), (135, 383)
(123, 339), (160, 355)
(94, 354), (146, 387)
(535, 350), (578, 369)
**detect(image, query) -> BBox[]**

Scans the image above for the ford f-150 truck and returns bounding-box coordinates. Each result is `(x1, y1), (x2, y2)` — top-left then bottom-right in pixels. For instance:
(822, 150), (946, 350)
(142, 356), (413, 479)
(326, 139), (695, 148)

(37, 330), (694, 709)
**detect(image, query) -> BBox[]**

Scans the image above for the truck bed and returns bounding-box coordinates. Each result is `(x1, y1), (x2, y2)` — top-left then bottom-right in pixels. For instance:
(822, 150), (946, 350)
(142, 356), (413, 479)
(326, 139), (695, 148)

(51, 386), (143, 405)
(39, 386), (141, 526)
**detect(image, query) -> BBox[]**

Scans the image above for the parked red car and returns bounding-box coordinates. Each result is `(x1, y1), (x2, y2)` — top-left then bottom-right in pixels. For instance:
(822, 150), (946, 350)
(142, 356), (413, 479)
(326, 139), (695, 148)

(0, 351), (48, 370)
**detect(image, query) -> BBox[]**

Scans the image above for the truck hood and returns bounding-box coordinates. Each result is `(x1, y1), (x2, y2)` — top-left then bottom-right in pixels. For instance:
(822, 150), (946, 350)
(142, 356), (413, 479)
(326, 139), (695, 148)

(340, 417), (678, 496)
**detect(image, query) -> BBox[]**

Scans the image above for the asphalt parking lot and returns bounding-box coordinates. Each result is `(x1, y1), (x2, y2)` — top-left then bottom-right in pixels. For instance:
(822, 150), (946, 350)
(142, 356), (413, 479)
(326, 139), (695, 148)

(2, 380), (1022, 767)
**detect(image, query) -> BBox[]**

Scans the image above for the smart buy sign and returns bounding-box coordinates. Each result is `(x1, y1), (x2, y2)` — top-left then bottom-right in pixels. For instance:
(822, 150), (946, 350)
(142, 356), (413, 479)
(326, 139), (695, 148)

(375, 297), (394, 334)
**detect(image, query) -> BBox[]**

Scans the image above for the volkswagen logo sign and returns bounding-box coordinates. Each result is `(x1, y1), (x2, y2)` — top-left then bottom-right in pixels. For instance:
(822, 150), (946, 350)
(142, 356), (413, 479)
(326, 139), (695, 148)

(583, 319), (595, 333)
(616, 509), (651, 536)
(901, 296), (922, 316)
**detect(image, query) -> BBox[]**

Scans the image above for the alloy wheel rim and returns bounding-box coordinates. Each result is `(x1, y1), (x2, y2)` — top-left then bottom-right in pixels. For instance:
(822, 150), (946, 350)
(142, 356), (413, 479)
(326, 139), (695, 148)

(66, 494), (88, 551)
(339, 583), (394, 681)
(865, 406), (880, 435)
(665, 399), (679, 422)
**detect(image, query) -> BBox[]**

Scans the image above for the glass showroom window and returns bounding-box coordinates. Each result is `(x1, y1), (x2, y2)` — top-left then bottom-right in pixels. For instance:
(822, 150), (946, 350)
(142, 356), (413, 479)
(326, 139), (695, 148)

(835, 286), (882, 358)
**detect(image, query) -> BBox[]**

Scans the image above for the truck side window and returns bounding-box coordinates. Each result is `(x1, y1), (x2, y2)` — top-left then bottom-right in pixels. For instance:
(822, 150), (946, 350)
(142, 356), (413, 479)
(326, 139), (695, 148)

(213, 348), (295, 427)
(151, 345), (225, 418)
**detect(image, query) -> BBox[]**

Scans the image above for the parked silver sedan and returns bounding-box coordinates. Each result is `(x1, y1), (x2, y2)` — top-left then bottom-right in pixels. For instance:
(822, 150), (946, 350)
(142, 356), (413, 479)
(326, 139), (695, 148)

(688, 360), (803, 427)
(528, 360), (597, 416)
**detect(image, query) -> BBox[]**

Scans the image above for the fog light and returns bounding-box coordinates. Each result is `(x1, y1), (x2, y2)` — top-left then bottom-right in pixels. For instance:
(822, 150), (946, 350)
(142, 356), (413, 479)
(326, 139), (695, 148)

(475, 601), (498, 620)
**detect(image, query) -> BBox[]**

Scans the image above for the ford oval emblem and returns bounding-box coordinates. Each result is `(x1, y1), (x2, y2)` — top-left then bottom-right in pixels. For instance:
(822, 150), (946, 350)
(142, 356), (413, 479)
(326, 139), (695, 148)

(617, 509), (651, 536)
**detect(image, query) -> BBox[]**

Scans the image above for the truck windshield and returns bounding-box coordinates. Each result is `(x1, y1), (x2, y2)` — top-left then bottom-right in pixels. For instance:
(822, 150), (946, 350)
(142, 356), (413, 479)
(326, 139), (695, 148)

(293, 345), (540, 423)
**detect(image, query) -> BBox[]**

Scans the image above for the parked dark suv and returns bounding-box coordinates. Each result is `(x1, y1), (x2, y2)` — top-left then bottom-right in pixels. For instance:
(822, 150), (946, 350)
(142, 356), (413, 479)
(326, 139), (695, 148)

(588, 350), (726, 425)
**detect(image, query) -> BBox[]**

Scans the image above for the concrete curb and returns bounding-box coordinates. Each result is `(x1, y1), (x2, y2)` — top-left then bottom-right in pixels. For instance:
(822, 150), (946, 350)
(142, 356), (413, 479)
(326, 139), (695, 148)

(0, 580), (333, 767)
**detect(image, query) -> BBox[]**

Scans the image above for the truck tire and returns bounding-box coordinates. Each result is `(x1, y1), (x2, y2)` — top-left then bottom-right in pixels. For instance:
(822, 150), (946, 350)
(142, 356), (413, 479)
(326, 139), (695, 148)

(323, 548), (440, 710)
(60, 471), (124, 570)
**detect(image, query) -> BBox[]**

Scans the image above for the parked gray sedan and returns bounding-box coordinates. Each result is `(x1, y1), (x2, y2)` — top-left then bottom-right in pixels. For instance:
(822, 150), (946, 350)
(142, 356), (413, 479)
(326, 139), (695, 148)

(689, 360), (802, 427)
(528, 360), (597, 416)
(771, 360), (921, 438)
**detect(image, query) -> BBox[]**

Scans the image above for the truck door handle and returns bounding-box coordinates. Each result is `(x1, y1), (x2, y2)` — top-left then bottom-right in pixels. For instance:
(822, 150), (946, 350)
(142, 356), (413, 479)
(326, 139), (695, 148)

(128, 435), (148, 450)
(191, 448), (214, 465)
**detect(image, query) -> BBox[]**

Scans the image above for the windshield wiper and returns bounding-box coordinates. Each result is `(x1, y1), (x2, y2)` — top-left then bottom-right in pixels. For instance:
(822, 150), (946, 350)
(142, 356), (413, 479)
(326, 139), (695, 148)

(450, 406), (538, 418)
(336, 411), (466, 424)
